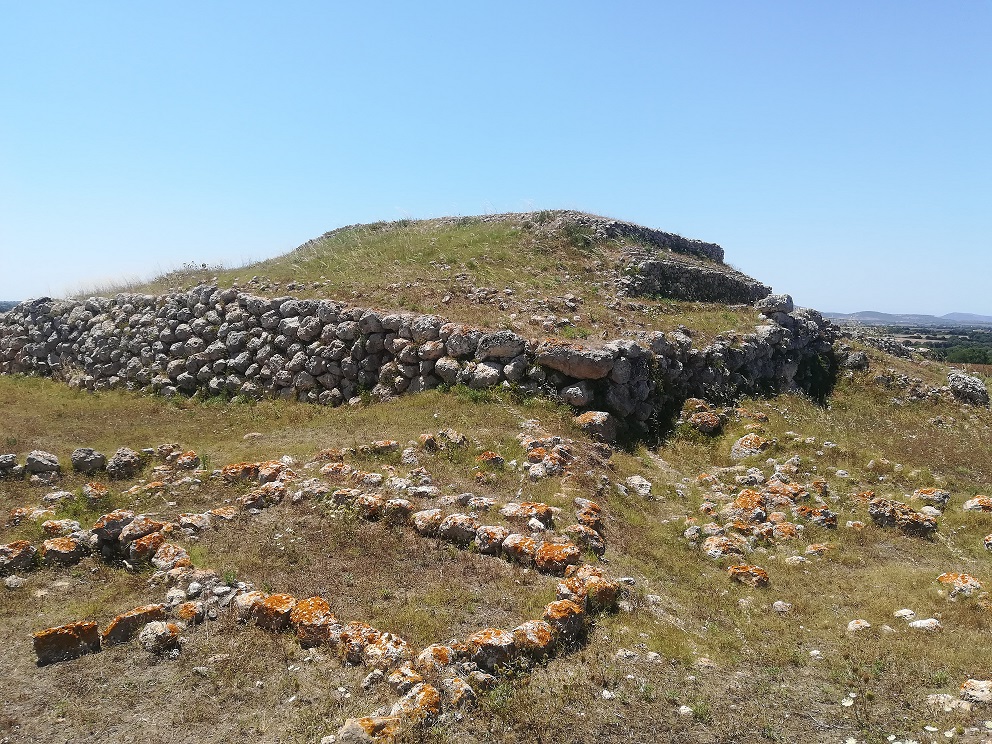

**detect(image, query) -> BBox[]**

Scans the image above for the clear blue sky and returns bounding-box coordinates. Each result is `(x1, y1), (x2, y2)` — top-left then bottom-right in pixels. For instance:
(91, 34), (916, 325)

(1, 2), (989, 315)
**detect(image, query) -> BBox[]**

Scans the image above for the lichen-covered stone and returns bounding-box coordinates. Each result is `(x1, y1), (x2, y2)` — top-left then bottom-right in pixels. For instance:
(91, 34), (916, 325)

(103, 604), (167, 645)
(466, 628), (516, 672)
(254, 593), (297, 631)
(33, 620), (100, 664)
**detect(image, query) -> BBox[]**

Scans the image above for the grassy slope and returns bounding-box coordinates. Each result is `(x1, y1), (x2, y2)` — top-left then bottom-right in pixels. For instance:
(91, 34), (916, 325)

(1, 341), (991, 743)
(90, 217), (760, 343)
(5, 217), (990, 742)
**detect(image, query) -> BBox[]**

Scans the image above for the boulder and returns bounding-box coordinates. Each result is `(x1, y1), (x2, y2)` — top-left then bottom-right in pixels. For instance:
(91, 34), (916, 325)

(512, 620), (556, 658)
(70, 448), (106, 474)
(542, 599), (585, 640)
(502, 534), (537, 565)
(388, 662), (425, 694)
(0, 540), (38, 575)
(33, 621), (101, 665)
(948, 371), (989, 406)
(868, 497), (938, 538)
(151, 543), (191, 571)
(728, 564), (770, 588)
(390, 682), (442, 723)
(535, 341), (616, 380)
(119, 515), (167, 545)
(337, 717), (402, 744)
(363, 632), (413, 669)
(41, 536), (88, 566)
(102, 604), (168, 645)
(137, 621), (181, 654)
(437, 513), (480, 544)
(573, 410), (618, 443)
(128, 532), (166, 562)
(106, 447), (143, 479)
(624, 475), (653, 498)
(233, 590), (267, 622)
(730, 434), (773, 460)
(475, 525), (510, 555)
(25, 450), (60, 474)
(534, 542), (581, 575)
(961, 679), (992, 704)
(254, 593), (297, 631)
(936, 572), (983, 598)
(755, 294), (794, 316)
(466, 628), (516, 672)
(475, 330), (526, 360)
(415, 644), (462, 673)
(411, 509), (443, 537)
(290, 596), (339, 647)
(564, 524), (605, 556)
(499, 501), (554, 526)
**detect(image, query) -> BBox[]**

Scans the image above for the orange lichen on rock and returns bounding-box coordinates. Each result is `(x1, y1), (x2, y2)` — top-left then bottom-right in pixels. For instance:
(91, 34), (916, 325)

(721, 489), (767, 523)
(534, 542), (581, 575)
(543, 599), (586, 640)
(500, 501), (554, 525)
(33, 620), (101, 665)
(415, 644), (459, 673)
(175, 601), (205, 624)
(1, 540), (38, 575)
(151, 543), (191, 571)
(119, 515), (167, 545)
(221, 462), (260, 482)
(512, 620), (556, 657)
(728, 564), (770, 588)
(254, 593), (297, 631)
(82, 482), (109, 502)
(102, 604), (167, 645)
(338, 715), (402, 742)
(208, 505), (239, 521)
(364, 632), (413, 669)
(475, 451), (505, 469)
(937, 572), (983, 597)
(391, 682), (442, 723)
(129, 531), (166, 562)
(40, 536), (87, 566)
(466, 628), (516, 672)
(290, 596), (339, 647)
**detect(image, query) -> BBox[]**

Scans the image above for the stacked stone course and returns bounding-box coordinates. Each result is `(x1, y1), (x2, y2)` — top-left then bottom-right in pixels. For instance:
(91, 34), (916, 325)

(0, 288), (835, 436)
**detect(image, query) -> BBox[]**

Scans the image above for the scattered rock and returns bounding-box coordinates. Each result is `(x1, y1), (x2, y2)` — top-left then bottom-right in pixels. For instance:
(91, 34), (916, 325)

(137, 621), (181, 654)
(107, 447), (143, 479)
(25, 450), (60, 474)
(71, 448), (106, 474)
(624, 475), (653, 498)
(730, 434), (772, 460)
(948, 371), (989, 406)
(960, 679), (992, 704)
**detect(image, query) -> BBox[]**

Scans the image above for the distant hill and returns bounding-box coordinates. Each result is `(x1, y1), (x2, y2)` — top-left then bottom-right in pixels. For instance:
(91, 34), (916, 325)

(825, 310), (992, 327)
(0, 301), (19, 313)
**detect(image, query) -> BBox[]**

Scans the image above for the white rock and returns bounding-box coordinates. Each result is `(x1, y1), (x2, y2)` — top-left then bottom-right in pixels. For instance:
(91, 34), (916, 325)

(847, 619), (871, 632)
(678, 705), (694, 717)
(908, 618), (942, 632)
(625, 475), (653, 498)
(893, 608), (916, 620)
(772, 601), (793, 613)
(961, 679), (992, 703)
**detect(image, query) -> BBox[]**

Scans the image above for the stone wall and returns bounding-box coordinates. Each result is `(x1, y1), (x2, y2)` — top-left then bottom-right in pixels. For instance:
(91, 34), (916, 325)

(0, 288), (836, 437)
(618, 256), (771, 305)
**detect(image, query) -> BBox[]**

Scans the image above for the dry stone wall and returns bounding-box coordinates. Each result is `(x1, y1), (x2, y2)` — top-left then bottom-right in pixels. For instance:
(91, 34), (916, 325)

(0, 288), (836, 436)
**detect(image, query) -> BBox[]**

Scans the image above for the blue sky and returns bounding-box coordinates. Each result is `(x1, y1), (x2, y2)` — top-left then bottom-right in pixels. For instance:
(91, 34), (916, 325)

(1, 2), (989, 314)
